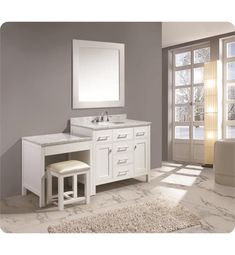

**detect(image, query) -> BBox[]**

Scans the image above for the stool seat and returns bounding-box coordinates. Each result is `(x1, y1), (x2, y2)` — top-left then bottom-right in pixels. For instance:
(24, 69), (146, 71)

(46, 160), (89, 174)
(46, 160), (90, 210)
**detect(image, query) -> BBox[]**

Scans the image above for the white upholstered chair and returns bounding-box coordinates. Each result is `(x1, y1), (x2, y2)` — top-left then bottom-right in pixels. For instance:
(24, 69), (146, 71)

(214, 139), (235, 187)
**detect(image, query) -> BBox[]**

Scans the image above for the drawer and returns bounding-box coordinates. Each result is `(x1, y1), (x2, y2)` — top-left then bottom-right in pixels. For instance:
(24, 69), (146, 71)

(113, 141), (134, 154)
(114, 165), (134, 179)
(134, 126), (148, 139)
(44, 141), (91, 156)
(113, 128), (133, 142)
(94, 130), (112, 143)
(113, 153), (133, 166)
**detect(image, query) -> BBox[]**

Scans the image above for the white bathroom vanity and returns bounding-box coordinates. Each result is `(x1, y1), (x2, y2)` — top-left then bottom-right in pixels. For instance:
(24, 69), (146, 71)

(70, 114), (151, 195)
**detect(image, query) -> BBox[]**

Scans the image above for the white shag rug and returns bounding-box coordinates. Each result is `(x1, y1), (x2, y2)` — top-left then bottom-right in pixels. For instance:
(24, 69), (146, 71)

(48, 201), (200, 233)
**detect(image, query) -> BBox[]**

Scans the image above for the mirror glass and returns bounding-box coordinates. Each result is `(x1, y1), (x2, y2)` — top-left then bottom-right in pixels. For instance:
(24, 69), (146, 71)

(72, 40), (125, 109)
(79, 47), (119, 102)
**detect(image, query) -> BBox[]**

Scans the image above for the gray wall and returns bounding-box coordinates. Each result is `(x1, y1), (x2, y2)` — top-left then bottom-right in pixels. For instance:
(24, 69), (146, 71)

(162, 32), (235, 161)
(0, 22), (162, 198)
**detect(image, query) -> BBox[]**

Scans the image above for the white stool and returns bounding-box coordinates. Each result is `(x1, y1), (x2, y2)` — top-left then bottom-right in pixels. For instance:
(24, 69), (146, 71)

(46, 160), (90, 210)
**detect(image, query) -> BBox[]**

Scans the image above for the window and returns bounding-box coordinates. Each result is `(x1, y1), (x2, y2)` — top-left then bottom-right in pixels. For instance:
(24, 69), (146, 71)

(173, 44), (210, 140)
(222, 36), (235, 138)
(175, 51), (191, 67)
(194, 47), (210, 64)
(193, 126), (204, 140)
(175, 69), (191, 86)
(175, 126), (189, 139)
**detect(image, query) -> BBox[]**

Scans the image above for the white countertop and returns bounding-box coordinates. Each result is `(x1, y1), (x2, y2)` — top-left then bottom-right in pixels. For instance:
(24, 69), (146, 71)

(71, 118), (151, 130)
(22, 133), (91, 147)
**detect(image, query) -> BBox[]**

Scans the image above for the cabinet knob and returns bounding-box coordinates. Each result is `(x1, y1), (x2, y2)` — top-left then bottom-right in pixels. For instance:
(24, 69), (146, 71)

(134, 145), (137, 150)
(109, 149), (112, 153)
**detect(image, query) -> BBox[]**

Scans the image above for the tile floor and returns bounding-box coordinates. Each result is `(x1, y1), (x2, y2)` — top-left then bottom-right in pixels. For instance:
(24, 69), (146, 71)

(0, 162), (235, 233)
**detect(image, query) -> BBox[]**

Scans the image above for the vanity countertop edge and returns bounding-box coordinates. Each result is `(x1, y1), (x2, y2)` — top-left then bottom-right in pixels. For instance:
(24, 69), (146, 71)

(70, 119), (152, 131)
(22, 133), (92, 147)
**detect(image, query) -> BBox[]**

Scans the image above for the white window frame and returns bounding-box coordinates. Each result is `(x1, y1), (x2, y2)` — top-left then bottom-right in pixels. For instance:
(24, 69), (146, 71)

(221, 36), (235, 139)
(172, 42), (210, 142)
(169, 42), (211, 163)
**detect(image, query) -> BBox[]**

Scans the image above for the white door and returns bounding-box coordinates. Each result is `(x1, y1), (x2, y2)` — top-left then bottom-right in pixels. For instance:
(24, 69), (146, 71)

(134, 140), (147, 174)
(95, 143), (112, 184)
(172, 44), (210, 163)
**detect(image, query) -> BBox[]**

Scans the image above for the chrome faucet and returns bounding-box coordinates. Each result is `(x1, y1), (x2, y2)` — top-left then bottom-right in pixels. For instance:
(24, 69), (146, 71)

(104, 111), (110, 122)
(91, 111), (110, 123)
(100, 111), (110, 122)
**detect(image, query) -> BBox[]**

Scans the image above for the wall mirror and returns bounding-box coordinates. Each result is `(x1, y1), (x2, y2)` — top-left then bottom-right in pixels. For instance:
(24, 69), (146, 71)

(72, 39), (125, 109)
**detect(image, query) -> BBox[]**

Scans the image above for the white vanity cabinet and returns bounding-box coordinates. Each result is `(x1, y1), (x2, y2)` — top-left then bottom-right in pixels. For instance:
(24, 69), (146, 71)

(94, 126), (150, 186)
(95, 142), (113, 185)
(134, 126), (149, 175)
(70, 116), (151, 195)
(134, 139), (148, 174)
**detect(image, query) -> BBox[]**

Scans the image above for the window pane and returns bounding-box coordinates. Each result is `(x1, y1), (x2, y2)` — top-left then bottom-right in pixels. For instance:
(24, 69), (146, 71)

(175, 51), (191, 67)
(227, 62), (235, 81)
(194, 86), (204, 103)
(194, 67), (204, 84)
(227, 83), (235, 100)
(194, 105), (204, 121)
(227, 42), (235, 58)
(175, 106), (190, 122)
(194, 47), (210, 64)
(193, 126), (204, 140)
(175, 69), (191, 86)
(226, 126), (235, 138)
(227, 103), (235, 120)
(175, 88), (190, 104)
(175, 126), (189, 139)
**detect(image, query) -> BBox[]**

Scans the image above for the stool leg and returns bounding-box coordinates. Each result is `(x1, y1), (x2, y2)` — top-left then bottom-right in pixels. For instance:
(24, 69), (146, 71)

(47, 171), (52, 205)
(73, 174), (77, 199)
(85, 171), (90, 204)
(58, 176), (64, 211)
(39, 175), (46, 208)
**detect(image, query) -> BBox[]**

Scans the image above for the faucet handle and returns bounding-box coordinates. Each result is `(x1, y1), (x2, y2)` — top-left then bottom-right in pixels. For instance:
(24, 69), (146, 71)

(100, 113), (104, 122)
(105, 111), (110, 122)
(91, 116), (99, 123)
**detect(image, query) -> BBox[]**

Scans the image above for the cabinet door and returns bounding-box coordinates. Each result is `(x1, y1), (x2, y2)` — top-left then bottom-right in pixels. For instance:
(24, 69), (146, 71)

(95, 143), (112, 185)
(134, 140), (147, 175)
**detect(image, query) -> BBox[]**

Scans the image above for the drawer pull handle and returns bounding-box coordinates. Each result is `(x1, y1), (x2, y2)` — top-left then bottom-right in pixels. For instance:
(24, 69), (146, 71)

(118, 170), (128, 176)
(136, 132), (145, 137)
(117, 134), (128, 139)
(97, 136), (109, 141)
(117, 147), (128, 152)
(117, 159), (128, 164)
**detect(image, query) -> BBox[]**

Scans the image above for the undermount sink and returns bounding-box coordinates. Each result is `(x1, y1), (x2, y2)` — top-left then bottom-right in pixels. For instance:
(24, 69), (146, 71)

(110, 121), (125, 124)
(95, 121), (125, 126)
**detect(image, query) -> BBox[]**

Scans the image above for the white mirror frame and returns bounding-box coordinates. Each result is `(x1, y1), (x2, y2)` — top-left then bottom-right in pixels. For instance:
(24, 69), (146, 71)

(72, 39), (125, 109)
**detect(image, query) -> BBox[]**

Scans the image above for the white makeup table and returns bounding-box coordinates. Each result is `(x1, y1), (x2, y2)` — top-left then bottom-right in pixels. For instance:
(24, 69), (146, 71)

(22, 133), (92, 207)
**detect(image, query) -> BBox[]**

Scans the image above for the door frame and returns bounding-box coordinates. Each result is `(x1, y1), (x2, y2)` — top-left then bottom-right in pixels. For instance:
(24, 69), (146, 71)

(221, 36), (235, 139)
(169, 42), (210, 163)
